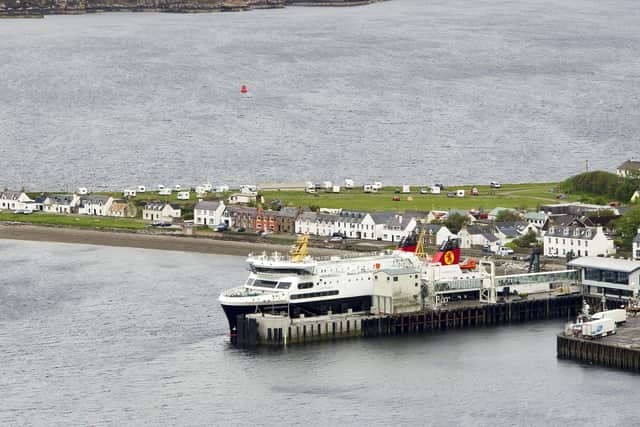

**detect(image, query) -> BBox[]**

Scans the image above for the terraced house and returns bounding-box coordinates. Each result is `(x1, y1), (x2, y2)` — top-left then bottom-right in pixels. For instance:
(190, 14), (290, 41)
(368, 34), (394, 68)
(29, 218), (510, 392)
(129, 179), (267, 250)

(43, 194), (80, 214)
(78, 195), (113, 216)
(544, 225), (615, 258)
(0, 190), (34, 211)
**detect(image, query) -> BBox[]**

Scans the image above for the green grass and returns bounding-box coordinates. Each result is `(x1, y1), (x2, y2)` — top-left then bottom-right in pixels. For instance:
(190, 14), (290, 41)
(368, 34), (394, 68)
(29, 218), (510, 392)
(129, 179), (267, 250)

(262, 182), (578, 212)
(0, 212), (147, 230)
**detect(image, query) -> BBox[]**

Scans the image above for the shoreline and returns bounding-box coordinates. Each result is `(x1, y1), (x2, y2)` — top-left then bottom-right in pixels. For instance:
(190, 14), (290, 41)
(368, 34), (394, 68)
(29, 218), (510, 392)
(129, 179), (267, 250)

(0, 223), (345, 257)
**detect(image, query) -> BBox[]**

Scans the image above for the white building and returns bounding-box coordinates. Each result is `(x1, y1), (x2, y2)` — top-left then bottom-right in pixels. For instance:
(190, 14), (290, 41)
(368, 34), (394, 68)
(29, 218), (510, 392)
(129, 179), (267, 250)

(194, 200), (226, 227)
(43, 194), (80, 214)
(616, 159), (640, 178)
(0, 190), (34, 211)
(568, 257), (640, 302)
(371, 212), (417, 242)
(457, 225), (499, 248)
(633, 229), (640, 261)
(294, 210), (376, 239)
(78, 195), (113, 216)
(143, 202), (181, 223)
(544, 225), (615, 258)
(228, 192), (258, 205)
(524, 211), (548, 229)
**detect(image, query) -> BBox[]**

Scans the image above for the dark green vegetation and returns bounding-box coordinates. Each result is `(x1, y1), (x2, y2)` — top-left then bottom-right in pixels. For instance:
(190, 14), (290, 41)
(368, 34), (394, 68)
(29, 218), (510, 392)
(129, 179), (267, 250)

(561, 171), (640, 204)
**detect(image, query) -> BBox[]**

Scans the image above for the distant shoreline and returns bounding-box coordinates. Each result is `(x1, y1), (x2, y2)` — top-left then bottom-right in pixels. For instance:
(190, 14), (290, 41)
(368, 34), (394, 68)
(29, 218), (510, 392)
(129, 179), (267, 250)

(0, 223), (348, 256)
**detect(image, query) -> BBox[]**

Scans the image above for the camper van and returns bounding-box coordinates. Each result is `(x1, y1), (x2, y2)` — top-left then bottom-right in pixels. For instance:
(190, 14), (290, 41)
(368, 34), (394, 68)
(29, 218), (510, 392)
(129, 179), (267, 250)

(431, 185), (441, 194)
(177, 191), (190, 200)
(159, 188), (172, 196)
(77, 187), (88, 195)
(137, 186), (146, 193)
(372, 182), (383, 191)
(363, 184), (373, 193)
(456, 189), (465, 198)
(344, 179), (354, 189)
(402, 185), (411, 194)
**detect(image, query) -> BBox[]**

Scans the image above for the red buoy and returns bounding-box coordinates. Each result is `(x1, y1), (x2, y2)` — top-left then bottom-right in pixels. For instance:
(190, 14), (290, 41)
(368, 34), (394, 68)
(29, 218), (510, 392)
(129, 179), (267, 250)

(241, 85), (248, 94)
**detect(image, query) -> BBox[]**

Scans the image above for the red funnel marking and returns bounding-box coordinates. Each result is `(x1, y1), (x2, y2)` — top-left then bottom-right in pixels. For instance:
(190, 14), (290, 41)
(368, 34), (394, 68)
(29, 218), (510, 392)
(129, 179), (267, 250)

(241, 85), (248, 94)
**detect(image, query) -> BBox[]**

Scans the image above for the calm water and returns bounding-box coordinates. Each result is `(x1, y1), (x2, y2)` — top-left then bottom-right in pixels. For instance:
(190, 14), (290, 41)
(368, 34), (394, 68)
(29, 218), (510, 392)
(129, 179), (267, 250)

(1, 0), (640, 190)
(0, 239), (637, 426)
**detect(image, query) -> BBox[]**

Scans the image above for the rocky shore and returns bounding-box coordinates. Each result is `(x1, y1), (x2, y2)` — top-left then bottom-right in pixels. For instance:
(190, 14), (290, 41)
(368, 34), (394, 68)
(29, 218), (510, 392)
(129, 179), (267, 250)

(0, 0), (374, 16)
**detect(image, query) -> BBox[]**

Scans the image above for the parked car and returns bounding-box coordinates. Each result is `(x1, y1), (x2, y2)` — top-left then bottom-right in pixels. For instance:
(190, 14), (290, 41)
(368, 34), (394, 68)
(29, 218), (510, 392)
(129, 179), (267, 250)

(446, 191), (456, 198)
(471, 187), (479, 196)
(490, 181), (501, 189)
(392, 196), (401, 201)
(235, 227), (245, 233)
(420, 188), (429, 194)
(495, 246), (514, 256)
(329, 236), (343, 242)
(332, 232), (346, 238)
(215, 223), (228, 232)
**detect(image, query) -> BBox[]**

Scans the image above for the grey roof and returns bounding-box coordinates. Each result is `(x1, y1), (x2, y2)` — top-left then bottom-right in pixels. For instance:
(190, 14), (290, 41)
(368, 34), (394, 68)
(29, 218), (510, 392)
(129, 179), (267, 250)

(195, 201), (221, 211)
(144, 201), (173, 211)
(423, 224), (445, 233)
(225, 205), (257, 215)
(81, 195), (111, 205)
(1, 190), (25, 200)
(546, 225), (599, 240)
(275, 207), (300, 218)
(495, 221), (528, 237)
(46, 194), (75, 205)
(618, 160), (640, 171)
(297, 211), (318, 221)
(524, 212), (547, 221)
(568, 257), (640, 273)
(462, 226), (498, 242)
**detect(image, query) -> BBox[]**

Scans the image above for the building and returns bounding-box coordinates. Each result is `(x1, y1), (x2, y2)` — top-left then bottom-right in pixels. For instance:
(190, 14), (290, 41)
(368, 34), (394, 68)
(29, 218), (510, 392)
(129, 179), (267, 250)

(43, 194), (80, 214)
(616, 159), (640, 178)
(78, 195), (113, 216)
(524, 211), (548, 229)
(371, 212), (417, 242)
(273, 207), (299, 233)
(194, 200), (226, 227)
(544, 225), (614, 258)
(568, 257), (640, 302)
(228, 192), (263, 205)
(294, 209), (376, 239)
(634, 229), (640, 261)
(142, 202), (181, 223)
(222, 206), (258, 229)
(487, 207), (518, 221)
(0, 190), (34, 211)
(494, 221), (538, 243)
(457, 225), (499, 248)
(109, 200), (131, 217)
(254, 207), (278, 232)
(423, 224), (455, 246)
(539, 202), (620, 217)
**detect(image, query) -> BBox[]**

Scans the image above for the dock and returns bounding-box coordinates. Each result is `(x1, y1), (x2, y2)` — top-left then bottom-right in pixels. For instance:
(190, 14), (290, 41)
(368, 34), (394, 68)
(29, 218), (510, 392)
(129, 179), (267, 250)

(233, 294), (582, 347)
(557, 317), (640, 372)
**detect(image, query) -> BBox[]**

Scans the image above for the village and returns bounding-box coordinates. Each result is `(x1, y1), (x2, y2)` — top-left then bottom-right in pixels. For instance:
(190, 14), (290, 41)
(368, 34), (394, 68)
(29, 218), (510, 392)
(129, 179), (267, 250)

(2, 160), (640, 266)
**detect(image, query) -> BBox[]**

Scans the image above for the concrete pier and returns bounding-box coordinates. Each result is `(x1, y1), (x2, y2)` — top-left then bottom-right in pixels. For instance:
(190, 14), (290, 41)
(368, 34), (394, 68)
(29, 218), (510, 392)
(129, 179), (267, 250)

(232, 294), (582, 347)
(557, 317), (640, 372)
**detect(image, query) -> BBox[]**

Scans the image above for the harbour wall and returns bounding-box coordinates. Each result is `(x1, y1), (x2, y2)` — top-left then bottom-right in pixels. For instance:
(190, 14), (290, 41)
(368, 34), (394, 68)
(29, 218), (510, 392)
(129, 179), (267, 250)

(556, 317), (640, 373)
(233, 295), (582, 347)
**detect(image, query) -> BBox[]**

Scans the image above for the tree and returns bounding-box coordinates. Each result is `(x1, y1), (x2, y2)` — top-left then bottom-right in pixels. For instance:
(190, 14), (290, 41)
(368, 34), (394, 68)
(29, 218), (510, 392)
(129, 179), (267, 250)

(614, 207), (640, 250)
(509, 230), (540, 249)
(444, 213), (469, 234)
(495, 210), (521, 222)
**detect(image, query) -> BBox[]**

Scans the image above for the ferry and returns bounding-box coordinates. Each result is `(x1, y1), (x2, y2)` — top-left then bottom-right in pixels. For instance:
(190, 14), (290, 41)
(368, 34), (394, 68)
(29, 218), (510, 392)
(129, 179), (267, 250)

(219, 232), (491, 332)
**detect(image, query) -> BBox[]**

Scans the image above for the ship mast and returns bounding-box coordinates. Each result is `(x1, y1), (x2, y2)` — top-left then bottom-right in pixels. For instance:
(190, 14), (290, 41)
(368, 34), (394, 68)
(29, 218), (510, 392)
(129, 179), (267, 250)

(290, 233), (309, 262)
(414, 220), (427, 259)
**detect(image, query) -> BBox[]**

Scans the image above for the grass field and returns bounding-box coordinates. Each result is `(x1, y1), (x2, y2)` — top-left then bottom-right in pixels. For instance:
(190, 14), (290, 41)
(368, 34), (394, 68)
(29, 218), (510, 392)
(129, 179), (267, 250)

(0, 212), (147, 230)
(262, 183), (576, 212)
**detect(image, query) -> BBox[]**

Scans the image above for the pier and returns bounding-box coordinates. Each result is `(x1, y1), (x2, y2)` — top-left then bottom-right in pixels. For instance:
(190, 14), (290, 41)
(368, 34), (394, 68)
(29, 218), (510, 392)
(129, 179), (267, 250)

(233, 294), (582, 347)
(557, 317), (640, 372)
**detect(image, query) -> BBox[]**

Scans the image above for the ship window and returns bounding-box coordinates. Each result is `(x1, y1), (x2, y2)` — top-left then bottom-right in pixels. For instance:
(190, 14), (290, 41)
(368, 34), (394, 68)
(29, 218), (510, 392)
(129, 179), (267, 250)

(298, 282), (314, 289)
(253, 279), (278, 288)
(245, 278), (255, 286)
(277, 282), (291, 289)
(290, 290), (339, 300)
(393, 277), (398, 282)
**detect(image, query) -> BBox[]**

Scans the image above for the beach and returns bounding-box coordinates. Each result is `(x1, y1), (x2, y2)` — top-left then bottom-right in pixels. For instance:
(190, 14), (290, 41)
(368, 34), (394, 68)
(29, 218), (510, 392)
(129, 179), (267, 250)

(0, 223), (345, 256)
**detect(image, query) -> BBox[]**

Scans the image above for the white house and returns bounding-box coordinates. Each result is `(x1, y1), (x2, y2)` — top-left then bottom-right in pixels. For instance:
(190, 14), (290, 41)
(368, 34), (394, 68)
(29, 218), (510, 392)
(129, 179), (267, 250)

(143, 202), (181, 223)
(371, 212), (417, 242)
(544, 225), (615, 258)
(295, 211), (320, 235)
(457, 225), (499, 248)
(194, 200), (226, 227)
(423, 224), (456, 246)
(0, 190), (34, 211)
(123, 188), (137, 197)
(43, 194), (80, 214)
(633, 229), (640, 261)
(524, 211), (548, 229)
(78, 195), (113, 216)
(617, 160), (640, 178)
